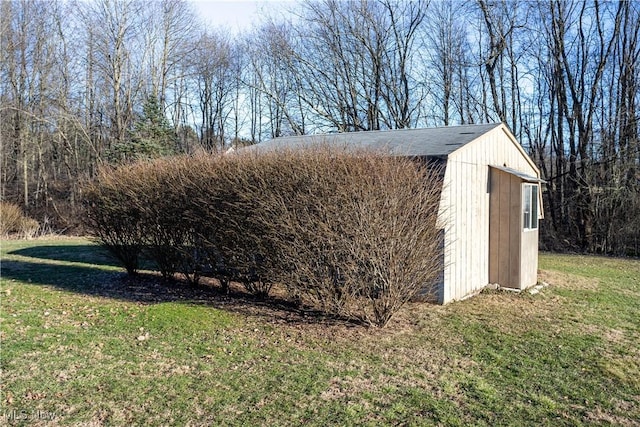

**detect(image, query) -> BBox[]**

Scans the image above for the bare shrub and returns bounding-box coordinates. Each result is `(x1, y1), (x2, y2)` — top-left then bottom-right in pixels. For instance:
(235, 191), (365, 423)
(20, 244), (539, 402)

(228, 147), (444, 326)
(184, 154), (275, 297)
(133, 158), (187, 280)
(138, 156), (215, 284)
(83, 147), (444, 326)
(84, 155), (224, 285)
(0, 202), (40, 238)
(83, 165), (146, 275)
(0, 202), (24, 235)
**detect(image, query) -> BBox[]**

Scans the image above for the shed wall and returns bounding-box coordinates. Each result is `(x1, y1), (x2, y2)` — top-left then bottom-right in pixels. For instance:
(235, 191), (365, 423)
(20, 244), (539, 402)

(437, 126), (539, 303)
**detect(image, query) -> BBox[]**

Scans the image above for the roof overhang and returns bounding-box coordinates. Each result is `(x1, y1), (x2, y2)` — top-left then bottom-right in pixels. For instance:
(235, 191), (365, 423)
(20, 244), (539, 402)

(490, 165), (545, 219)
(490, 165), (546, 184)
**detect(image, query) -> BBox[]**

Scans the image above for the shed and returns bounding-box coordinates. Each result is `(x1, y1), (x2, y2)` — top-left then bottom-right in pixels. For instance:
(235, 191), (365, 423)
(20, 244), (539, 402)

(246, 123), (544, 303)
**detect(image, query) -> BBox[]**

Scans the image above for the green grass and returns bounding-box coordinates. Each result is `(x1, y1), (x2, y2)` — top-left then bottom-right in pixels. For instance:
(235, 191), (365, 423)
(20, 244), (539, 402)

(1, 239), (639, 426)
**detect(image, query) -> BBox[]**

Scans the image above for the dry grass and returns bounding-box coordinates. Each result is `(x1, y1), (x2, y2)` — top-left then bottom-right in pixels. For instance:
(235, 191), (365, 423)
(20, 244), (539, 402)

(0, 201), (39, 238)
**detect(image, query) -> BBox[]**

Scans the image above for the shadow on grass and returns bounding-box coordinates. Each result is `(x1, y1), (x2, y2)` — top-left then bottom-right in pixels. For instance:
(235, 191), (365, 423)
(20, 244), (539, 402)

(1, 257), (360, 328)
(9, 245), (120, 267)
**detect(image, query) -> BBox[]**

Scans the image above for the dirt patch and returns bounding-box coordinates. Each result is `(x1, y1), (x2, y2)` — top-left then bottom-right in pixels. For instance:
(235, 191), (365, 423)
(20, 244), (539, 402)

(617, 287), (640, 298)
(539, 269), (600, 291)
(320, 376), (376, 401)
(603, 328), (627, 343)
(586, 406), (640, 427)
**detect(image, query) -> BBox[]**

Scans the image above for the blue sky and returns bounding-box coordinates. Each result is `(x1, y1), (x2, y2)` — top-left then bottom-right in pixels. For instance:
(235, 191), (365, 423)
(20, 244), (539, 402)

(189, 0), (293, 32)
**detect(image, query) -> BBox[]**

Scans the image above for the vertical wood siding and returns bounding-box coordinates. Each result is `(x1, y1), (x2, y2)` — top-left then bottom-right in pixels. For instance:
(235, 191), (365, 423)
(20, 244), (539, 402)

(520, 228), (539, 288)
(437, 125), (540, 303)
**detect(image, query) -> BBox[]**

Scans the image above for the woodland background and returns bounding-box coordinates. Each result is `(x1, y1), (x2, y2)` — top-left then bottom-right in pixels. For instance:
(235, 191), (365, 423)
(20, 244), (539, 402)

(1, 0), (638, 255)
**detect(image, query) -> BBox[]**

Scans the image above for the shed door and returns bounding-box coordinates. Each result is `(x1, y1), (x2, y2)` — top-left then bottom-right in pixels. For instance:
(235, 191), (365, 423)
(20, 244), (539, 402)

(488, 168), (522, 289)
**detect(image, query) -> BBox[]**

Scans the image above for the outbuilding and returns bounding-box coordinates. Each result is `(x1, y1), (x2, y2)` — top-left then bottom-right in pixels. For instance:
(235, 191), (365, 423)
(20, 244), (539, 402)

(247, 123), (544, 303)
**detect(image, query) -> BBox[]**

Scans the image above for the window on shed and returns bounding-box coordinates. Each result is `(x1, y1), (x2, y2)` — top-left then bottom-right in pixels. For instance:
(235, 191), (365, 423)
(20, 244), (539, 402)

(523, 184), (539, 230)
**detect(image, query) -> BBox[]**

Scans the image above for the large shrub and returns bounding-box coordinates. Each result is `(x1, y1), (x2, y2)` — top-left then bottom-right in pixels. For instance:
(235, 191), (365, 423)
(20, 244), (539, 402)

(142, 156), (226, 284)
(224, 148), (443, 326)
(83, 164), (148, 275)
(183, 155), (275, 296)
(83, 147), (444, 326)
(132, 158), (196, 281)
(84, 157), (212, 281)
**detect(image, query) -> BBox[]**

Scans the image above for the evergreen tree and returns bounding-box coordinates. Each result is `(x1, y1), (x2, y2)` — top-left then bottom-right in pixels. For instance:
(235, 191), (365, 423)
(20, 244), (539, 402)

(110, 96), (177, 162)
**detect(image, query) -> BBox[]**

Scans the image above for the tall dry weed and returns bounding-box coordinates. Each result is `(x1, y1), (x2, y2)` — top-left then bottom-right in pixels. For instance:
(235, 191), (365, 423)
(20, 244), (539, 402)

(0, 202), (39, 238)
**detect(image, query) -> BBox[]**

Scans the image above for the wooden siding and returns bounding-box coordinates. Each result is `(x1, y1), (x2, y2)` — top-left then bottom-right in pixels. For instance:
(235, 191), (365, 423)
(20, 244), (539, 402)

(437, 125), (540, 303)
(520, 227), (539, 288)
(489, 169), (522, 288)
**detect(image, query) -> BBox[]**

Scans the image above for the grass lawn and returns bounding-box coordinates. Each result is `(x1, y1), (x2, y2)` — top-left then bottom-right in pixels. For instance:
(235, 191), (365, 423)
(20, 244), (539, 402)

(1, 238), (639, 426)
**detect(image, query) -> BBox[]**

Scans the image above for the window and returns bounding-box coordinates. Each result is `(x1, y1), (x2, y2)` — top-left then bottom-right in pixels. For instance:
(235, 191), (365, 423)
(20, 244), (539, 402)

(523, 184), (538, 230)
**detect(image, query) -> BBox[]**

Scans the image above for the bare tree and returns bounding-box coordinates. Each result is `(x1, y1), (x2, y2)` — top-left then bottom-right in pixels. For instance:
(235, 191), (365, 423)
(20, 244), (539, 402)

(189, 31), (237, 151)
(1, 0), (60, 206)
(143, 0), (197, 109)
(475, 0), (524, 126)
(379, 0), (427, 128)
(288, 0), (430, 132)
(243, 21), (306, 139)
(424, 0), (465, 125)
(539, 0), (623, 250)
(80, 0), (144, 147)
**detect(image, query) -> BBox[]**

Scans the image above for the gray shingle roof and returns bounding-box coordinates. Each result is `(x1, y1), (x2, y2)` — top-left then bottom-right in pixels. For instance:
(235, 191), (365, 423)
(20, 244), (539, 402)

(245, 123), (503, 157)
